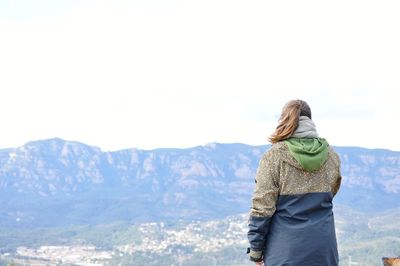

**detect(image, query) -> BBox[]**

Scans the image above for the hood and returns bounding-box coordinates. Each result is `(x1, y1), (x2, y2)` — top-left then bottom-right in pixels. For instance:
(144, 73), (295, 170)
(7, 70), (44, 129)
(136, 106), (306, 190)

(284, 138), (329, 172)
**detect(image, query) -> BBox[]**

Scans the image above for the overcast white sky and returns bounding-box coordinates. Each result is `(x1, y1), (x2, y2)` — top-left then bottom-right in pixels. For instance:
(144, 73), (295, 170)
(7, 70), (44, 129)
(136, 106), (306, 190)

(1, 0), (399, 151)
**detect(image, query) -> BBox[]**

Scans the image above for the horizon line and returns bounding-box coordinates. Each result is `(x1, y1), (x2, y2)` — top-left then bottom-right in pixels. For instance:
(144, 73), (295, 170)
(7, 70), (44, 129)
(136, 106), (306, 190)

(1, 137), (398, 153)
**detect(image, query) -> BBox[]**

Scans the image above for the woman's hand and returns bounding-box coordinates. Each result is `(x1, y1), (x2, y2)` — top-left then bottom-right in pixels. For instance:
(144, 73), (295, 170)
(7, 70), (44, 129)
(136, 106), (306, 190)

(255, 260), (264, 266)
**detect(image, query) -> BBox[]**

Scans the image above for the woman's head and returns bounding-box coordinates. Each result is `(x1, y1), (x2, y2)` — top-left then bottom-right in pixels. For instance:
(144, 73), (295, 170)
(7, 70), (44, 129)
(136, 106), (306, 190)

(269, 99), (311, 143)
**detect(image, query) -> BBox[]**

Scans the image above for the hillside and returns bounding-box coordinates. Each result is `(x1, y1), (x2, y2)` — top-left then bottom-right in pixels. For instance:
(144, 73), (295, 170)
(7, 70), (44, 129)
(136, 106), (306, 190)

(1, 138), (399, 228)
(1, 206), (399, 266)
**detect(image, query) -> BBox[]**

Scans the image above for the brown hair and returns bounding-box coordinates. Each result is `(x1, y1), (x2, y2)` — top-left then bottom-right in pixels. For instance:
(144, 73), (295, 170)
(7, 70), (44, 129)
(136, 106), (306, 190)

(269, 99), (312, 144)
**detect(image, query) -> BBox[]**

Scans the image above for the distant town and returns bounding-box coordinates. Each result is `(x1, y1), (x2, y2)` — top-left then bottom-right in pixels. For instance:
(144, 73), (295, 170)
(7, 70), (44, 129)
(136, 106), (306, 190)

(1, 215), (248, 265)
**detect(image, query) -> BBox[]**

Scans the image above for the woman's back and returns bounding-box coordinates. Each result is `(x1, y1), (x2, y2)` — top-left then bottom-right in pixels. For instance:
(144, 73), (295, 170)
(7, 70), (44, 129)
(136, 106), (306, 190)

(259, 141), (341, 265)
(247, 100), (342, 266)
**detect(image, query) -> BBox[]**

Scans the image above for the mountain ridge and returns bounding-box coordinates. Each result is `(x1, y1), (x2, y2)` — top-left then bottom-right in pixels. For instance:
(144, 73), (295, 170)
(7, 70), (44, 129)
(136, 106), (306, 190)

(1, 137), (399, 228)
(9, 137), (400, 153)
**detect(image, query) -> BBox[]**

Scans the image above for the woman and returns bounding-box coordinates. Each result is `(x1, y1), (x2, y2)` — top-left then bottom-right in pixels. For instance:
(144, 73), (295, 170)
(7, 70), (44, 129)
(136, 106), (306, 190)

(247, 99), (342, 266)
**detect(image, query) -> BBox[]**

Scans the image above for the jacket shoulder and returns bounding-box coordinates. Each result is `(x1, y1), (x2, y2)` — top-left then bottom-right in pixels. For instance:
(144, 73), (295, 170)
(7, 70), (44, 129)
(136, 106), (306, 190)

(262, 141), (302, 168)
(328, 147), (341, 167)
(262, 142), (288, 159)
(268, 141), (288, 153)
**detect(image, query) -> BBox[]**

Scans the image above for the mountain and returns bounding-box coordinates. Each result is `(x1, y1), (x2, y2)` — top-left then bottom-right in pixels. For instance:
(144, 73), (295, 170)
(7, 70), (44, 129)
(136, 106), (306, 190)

(1, 138), (399, 228)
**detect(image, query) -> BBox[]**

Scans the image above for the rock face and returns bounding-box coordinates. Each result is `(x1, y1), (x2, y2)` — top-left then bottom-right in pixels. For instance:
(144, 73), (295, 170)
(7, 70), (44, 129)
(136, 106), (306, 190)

(0, 138), (399, 227)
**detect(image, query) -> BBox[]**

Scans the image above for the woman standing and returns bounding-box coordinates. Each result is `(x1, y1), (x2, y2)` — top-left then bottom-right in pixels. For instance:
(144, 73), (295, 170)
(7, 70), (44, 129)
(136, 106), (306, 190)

(247, 99), (342, 266)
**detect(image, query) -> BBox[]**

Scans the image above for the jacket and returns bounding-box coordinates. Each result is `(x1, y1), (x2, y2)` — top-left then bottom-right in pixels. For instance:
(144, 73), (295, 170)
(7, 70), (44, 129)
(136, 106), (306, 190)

(247, 139), (342, 266)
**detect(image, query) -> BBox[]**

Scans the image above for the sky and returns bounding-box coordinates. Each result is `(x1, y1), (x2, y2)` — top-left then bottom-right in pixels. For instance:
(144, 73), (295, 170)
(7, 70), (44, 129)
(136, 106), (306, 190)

(1, 0), (399, 151)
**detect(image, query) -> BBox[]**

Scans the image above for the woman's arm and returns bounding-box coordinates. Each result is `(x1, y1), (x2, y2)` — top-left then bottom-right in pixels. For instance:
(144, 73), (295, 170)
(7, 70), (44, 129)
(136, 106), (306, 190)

(331, 150), (342, 197)
(247, 151), (280, 262)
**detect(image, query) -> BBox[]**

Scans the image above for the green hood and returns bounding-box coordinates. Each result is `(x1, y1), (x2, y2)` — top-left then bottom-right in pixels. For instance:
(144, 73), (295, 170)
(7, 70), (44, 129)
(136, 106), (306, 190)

(284, 138), (329, 172)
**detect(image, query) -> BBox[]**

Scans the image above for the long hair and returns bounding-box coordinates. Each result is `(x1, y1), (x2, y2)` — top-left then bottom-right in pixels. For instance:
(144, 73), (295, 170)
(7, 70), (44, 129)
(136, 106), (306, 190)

(269, 99), (312, 144)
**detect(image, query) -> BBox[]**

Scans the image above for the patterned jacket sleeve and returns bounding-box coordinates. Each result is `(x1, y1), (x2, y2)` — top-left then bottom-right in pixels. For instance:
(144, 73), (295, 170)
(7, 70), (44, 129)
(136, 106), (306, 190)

(332, 151), (342, 197)
(247, 150), (280, 262)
